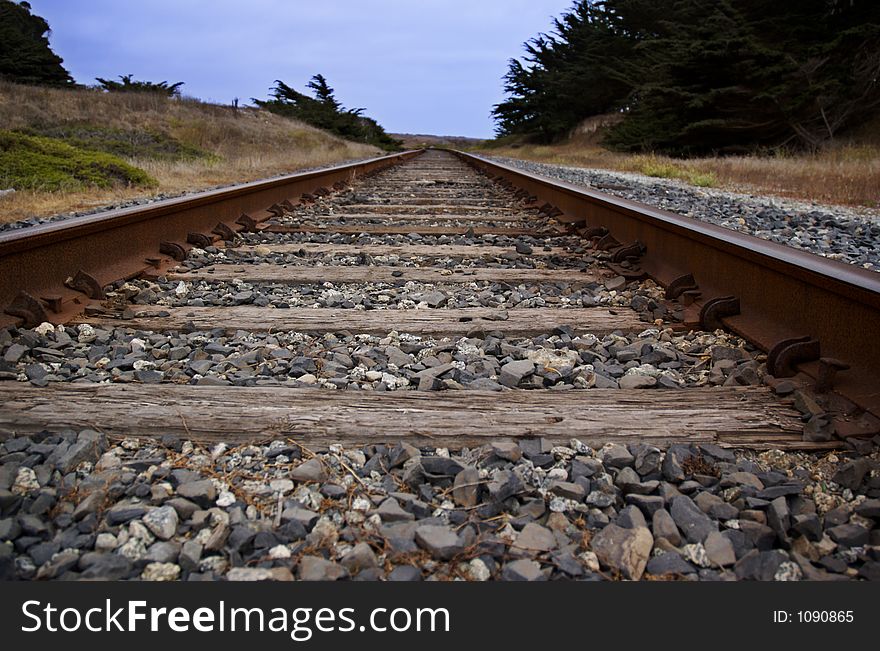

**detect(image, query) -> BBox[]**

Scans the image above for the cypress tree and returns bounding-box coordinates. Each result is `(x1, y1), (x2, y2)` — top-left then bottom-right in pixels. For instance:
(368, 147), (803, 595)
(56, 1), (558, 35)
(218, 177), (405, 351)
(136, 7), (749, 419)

(0, 0), (72, 86)
(493, 0), (880, 152)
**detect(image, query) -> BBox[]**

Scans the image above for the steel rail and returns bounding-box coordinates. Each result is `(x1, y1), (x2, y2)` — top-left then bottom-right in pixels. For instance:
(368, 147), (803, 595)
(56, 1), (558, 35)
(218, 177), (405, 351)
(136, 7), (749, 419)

(0, 150), (423, 326)
(453, 150), (880, 423)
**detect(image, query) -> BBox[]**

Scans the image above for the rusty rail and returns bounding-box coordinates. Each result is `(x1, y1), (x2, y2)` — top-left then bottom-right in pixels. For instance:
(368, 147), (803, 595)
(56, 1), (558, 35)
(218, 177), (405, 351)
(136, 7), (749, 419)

(453, 150), (880, 425)
(0, 150), (423, 327)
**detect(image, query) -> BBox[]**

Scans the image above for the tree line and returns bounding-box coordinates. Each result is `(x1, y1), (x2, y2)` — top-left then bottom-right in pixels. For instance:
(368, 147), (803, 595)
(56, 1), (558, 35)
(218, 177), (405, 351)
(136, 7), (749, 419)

(493, 0), (880, 154)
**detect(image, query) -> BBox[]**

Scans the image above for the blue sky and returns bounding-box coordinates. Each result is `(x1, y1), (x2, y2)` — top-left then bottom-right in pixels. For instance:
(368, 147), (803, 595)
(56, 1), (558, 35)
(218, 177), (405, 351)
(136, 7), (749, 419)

(28, 0), (572, 138)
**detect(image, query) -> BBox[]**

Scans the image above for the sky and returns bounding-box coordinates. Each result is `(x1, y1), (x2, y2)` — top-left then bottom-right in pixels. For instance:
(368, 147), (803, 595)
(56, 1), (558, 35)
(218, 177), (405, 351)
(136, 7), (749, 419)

(28, 0), (572, 138)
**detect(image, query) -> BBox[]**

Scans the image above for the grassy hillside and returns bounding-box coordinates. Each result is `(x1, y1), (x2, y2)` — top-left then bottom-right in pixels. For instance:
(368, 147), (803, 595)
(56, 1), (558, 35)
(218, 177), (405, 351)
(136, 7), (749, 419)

(0, 81), (381, 223)
(476, 115), (880, 209)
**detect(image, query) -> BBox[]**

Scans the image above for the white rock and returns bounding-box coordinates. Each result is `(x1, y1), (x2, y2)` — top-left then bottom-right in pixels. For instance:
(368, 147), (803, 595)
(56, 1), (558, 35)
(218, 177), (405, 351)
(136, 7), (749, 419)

(142, 562), (180, 581)
(579, 551), (600, 572)
(467, 558), (491, 581)
(12, 467), (40, 494)
(34, 322), (55, 336)
(268, 545), (292, 560)
(143, 506), (179, 540)
(216, 491), (236, 507)
(95, 533), (117, 552)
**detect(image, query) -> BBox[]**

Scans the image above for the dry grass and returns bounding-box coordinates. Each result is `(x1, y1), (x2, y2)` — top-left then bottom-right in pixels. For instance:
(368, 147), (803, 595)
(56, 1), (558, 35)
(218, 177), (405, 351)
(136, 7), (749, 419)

(0, 81), (381, 223)
(477, 130), (880, 209)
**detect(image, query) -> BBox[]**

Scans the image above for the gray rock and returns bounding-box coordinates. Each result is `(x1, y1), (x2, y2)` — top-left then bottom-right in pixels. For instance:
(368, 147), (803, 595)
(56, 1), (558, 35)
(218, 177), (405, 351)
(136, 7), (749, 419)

(106, 504), (147, 526)
(600, 443), (634, 468)
(452, 467), (480, 507)
(512, 523), (557, 553)
(420, 291), (447, 308)
(78, 553), (132, 580)
(491, 440), (522, 462)
(143, 506), (179, 540)
(670, 495), (717, 543)
(826, 523), (869, 547)
(767, 497), (791, 540)
(646, 552), (696, 576)
(549, 481), (585, 502)
(55, 429), (106, 473)
(832, 459), (868, 490)
(0, 518), (21, 541)
(855, 499), (880, 519)
(377, 498), (414, 522)
(72, 490), (106, 522)
(387, 565), (422, 581)
(290, 458), (326, 482)
(179, 540), (203, 572)
(280, 507), (319, 530)
(617, 505), (647, 530)
(145, 541), (182, 564)
(501, 559), (546, 581)
(298, 556), (348, 581)
(704, 531), (737, 567)
(498, 360), (534, 387)
(619, 375), (656, 389)
(626, 494), (665, 518)
(734, 550), (787, 581)
(340, 542), (378, 573)
(652, 508), (682, 546)
(414, 524), (464, 560)
(177, 480), (216, 508)
(590, 524), (653, 580)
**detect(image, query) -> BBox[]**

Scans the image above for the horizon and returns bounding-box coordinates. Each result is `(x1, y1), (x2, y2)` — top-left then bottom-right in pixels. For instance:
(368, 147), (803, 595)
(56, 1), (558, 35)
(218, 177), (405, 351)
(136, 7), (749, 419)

(28, 0), (572, 139)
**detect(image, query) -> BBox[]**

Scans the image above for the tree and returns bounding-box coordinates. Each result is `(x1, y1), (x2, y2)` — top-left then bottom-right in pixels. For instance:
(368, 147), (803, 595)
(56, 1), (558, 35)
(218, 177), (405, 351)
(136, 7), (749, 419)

(493, 0), (880, 153)
(0, 0), (72, 86)
(254, 74), (401, 150)
(95, 74), (184, 97)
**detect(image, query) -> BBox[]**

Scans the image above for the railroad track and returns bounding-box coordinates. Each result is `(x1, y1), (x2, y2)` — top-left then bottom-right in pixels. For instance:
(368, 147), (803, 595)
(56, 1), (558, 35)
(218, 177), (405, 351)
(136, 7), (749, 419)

(1, 149), (878, 582)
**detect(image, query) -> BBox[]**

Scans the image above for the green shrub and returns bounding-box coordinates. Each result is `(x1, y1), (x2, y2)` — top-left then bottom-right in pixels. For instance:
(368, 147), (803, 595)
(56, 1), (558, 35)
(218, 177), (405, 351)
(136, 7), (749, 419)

(27, 124), (211, 161)
(0, 130), (156, 191)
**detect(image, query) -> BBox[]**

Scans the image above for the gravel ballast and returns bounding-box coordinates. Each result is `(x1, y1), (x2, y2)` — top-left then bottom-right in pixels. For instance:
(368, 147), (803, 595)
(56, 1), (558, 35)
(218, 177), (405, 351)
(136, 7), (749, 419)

(488, 156), (880, 272)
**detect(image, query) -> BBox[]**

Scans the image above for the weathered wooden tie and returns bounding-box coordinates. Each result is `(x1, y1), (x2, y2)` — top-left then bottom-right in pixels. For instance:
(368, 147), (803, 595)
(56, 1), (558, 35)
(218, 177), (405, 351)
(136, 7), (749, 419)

(0, 385), (808, 449)
(80, 306), (646, 337)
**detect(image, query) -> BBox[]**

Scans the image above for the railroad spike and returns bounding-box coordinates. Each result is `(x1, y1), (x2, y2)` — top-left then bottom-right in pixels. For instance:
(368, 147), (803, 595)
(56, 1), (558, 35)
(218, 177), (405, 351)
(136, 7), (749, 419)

(301, 193), (316, 203)
(40, 295), (63, 314)
(266, 203), (286, 218)
(279, 199), (296, 211)
(212, 222), (236, 241)
(611, 241), (646, 263)
(680, 289), (702, 306)
(236, 213), (258, 232)
(767, 336), (820, 378)
(665, 273), (699, 300)
(699, 295), (740, 331)
(65, 269), (105, 300)
(596, 233), (622, 251)
(816, 357), (850, 393)
(581, 225), (608, 239)
(159, 241), (187, 261)
(4, 291), (49, 327)
(187, 232), (213, 248)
